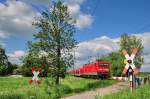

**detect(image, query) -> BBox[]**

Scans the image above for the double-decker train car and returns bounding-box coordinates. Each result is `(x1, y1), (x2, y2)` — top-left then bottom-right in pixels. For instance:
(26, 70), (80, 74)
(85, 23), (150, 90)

(69, 60), (110, 78)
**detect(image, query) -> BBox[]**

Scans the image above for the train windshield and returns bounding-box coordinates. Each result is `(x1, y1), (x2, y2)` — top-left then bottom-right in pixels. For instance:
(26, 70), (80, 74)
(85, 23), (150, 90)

(98, 64), (109, 67)
(103, 64), (109, 66)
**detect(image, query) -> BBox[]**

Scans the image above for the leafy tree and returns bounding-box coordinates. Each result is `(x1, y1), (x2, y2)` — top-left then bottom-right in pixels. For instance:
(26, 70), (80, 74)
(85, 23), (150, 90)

(7, 63), (18, 74)
(21, 47), (49, 77)
(120, 34), (144, 69)
(0, 45), (9, 75)
(101, 52), (124, 76)
(24, 1), (77, 84)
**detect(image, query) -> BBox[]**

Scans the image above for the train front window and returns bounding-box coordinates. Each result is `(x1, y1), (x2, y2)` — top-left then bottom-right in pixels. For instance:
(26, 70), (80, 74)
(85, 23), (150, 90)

(98, 64), (108, 67)
(103, 64), (108, 66)
(98, 64), (103, 67)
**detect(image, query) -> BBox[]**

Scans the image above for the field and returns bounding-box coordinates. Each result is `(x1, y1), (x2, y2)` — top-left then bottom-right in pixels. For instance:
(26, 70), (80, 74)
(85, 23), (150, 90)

(96, 84), (150, 99)
(138, 72), (150, 77)
(0, 76), (117, 99)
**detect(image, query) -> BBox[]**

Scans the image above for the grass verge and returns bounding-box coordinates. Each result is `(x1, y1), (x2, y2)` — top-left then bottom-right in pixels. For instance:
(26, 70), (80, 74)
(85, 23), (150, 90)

(96, 84), (150, 99)
(0, 76), (117, 99)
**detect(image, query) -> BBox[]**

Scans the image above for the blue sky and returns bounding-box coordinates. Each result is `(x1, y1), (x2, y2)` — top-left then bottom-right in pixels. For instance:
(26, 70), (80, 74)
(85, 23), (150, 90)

(76, 0), (150, 41)
(0, 0), (150, 71)
(1, 0), (150, 49)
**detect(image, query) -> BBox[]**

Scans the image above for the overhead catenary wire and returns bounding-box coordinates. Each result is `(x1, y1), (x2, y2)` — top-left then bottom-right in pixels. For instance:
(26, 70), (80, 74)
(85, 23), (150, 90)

(91, 0), (100, 16)
(135, 22), (150, 33)
(85, 0), (101, 62)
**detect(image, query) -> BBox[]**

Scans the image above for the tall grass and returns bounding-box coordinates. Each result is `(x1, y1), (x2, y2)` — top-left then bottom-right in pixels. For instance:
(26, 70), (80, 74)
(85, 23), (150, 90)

(0, 76), (117, 99)
(96, 84), (150, 99)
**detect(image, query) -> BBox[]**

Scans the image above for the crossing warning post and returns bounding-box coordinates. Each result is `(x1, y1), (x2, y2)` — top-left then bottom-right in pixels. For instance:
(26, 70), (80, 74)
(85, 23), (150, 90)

(122, 48), (139, 92)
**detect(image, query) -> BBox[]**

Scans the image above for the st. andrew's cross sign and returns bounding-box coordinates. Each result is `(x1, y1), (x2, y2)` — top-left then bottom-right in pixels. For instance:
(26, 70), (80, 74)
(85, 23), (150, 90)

(122, 48), (139, 75)
(122, 48), (139, 91)
(29, 67), (42, 85)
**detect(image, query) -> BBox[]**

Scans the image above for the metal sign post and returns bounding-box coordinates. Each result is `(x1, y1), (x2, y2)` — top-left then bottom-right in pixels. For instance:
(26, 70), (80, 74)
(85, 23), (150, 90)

(122, 48), (139, 92)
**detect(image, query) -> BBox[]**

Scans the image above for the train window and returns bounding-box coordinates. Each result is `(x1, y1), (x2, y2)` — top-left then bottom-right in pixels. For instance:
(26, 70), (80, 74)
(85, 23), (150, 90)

(99, 64), (108, 66)
(98, 64), (103, 66)
(103, 64), (108, 66)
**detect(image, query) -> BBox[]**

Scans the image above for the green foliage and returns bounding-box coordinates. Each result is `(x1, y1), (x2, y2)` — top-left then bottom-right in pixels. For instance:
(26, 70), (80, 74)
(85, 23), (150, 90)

(21, 52), (49, 77)
(120, 34), (144, 69)
(21, 66), (32, 76)
(0, 45), (13, 75)
(0, 65), (7, 75)
(138, 72), (150, 77)
(101, 52), (124, 76)
(96, 84), (150, 99)
(7, 63), (18, 74)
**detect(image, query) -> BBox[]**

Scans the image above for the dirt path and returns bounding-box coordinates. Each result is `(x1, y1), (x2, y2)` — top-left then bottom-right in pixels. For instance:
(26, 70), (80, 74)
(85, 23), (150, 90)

(62, 81), (129, 99)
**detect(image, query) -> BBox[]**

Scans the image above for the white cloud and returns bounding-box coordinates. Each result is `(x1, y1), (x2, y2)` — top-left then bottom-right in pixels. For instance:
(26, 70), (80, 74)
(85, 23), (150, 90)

(76, 14), (93, 28)
(64, 0), (85, 4)
(0, 31), (9, 39)
(140, 65), (150, 72)
(0, 31), (8, 47)
(7, 50), (25, 64)
(0, 0), (93, 38)
(22, 0), (51, 11)
(74, 36), (119, 68)
(136, 33), (150, 72)
(22, 0), (49, 5)
(68, 4), (80, 17)
(0, 0), (40, 37)
(64, 0), (93, 28)
(132, 33), (150, 66)
(0, 41), (6, 48)
(23, 0), (85, 7)
(23, 0), (93, 29)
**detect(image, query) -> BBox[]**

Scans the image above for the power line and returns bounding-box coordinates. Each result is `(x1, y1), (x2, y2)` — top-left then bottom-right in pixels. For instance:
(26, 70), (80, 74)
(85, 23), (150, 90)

(135, 22), (150, 33)
(83, 0), (101, 36)
(91, 0), (100, 16)
(128, 16), (150, 34)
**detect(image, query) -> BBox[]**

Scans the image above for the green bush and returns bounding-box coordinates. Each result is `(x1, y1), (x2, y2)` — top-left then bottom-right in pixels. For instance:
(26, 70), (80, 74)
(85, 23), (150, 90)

(59, 84), (72, 95)
(0, 63), (19, 76)
(44, 77), (71, 99)
(21, 67), (32, 76)
(0, 65), (8, 75)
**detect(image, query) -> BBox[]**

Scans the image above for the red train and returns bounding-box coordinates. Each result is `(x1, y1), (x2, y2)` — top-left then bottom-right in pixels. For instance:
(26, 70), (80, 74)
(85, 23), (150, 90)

(69, 60), (110, 78)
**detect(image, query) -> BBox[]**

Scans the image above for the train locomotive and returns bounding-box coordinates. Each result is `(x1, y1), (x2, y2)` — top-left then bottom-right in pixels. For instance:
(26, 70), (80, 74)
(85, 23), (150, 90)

(69, 60), (110, 78)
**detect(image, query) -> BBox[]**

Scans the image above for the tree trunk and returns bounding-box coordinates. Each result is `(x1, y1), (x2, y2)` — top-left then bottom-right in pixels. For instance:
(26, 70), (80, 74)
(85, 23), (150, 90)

(56, 48), (61, 85)
(56, 35), (61, 85)
(56, 74), (59, 85)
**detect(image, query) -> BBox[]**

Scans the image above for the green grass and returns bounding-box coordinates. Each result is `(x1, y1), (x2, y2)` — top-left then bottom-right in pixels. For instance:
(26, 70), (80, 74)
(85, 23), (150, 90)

(0, 76), (117, 99)
(138, 72), (150, 77)
(96, 84), (150, 99)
